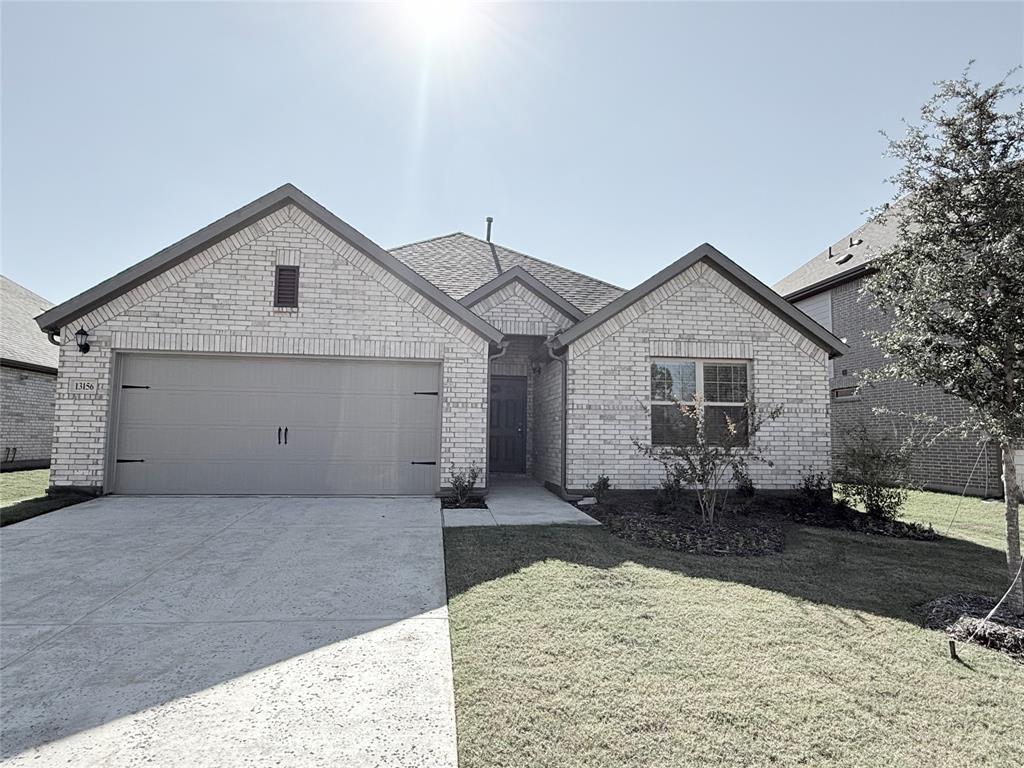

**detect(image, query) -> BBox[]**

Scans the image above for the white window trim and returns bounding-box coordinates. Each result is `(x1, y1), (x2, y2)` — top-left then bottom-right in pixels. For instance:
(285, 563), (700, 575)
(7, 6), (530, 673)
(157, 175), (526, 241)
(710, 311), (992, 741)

(650, 358), (751, 446)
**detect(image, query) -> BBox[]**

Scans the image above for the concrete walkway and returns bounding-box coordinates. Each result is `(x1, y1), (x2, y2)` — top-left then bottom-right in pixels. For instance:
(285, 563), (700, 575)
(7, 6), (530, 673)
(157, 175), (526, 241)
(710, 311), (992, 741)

(443, 478), (601, 528)
(1, 496), (456, 768)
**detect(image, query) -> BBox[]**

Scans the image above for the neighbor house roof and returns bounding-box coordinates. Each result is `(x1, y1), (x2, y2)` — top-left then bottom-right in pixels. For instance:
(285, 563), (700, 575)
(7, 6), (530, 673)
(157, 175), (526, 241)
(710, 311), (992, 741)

(390, 233), (624, 315)
(552, 243), (848, 358)
(35, 184), (504, 345)
(2, 275), (58, 372)
(773, 204), (903, 301)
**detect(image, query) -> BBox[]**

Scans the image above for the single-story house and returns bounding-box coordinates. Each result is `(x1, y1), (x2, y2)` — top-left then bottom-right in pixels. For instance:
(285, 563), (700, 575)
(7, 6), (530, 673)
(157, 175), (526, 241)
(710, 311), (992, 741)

(2, 275), (58, 470)
(36, 184), (845, 497)
(774, 209), (1016, 497)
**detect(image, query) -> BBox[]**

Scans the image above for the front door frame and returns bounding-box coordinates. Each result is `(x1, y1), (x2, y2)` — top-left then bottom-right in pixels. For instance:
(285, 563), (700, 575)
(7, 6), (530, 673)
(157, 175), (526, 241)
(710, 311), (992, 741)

(488, 374), (527, 474)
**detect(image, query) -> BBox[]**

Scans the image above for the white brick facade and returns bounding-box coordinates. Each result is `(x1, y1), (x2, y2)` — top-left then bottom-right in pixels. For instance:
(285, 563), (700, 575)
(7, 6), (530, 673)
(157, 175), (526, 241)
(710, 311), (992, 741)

(564, 261), (831, 491)
(50, 204), (491, 492)
(43, 187), (836, 498)
(468, 281), (574, 336)
(1, 365), (56, 469)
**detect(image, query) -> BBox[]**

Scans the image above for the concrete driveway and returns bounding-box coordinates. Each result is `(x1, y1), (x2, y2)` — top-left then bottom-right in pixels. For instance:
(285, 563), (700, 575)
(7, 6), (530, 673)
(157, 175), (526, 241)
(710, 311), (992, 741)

(0, 496), (456, 767)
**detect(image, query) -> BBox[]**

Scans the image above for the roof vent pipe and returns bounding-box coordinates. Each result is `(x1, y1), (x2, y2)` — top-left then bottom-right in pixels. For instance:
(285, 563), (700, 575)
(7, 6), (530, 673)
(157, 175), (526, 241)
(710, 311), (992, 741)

(485, 216), (493, 242)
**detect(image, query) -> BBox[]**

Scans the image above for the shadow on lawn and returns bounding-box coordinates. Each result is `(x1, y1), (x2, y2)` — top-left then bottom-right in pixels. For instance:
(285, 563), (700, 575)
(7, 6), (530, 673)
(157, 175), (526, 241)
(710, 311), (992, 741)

(443, 519), (1009, 627)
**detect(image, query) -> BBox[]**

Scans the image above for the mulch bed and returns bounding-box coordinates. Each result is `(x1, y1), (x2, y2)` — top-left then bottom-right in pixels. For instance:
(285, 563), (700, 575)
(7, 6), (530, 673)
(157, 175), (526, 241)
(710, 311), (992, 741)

(920, 593), (1024, 663)
(441, 497), (489, 509)
(582, 496), (785, 557)
(788, 502), (939, 541)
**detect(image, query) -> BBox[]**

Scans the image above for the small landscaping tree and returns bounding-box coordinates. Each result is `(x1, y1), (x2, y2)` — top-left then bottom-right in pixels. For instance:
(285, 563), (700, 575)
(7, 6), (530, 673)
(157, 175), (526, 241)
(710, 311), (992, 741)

(867, 65), (1024, 613)
(634, 396), (782, 526)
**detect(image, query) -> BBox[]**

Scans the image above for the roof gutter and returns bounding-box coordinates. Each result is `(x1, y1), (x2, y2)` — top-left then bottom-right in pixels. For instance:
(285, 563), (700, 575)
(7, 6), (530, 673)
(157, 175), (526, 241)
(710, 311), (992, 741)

(782, 264), (874, 303)
(35, 184), (506, 346)
(0, 358), (58, 376)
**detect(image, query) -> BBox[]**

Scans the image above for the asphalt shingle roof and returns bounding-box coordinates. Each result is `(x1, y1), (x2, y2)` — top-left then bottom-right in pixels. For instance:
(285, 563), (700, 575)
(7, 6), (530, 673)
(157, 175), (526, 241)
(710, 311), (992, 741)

(773, 205), (903, 299)
(390, 233), (624, 315)
(1, 275), (58, 369)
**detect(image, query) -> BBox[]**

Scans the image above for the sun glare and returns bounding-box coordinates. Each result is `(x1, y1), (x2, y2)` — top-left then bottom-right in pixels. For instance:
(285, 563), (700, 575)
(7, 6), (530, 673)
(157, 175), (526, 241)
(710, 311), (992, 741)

(399, 0), (479, 47)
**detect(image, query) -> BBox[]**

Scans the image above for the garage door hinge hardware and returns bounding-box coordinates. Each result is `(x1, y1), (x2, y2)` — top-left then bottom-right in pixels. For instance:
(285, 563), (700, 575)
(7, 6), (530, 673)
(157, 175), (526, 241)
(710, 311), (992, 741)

(116, 459), (145, 463)
(410, 461), (437, 465)
(413, 391), (439, 396)
(121, 385), (150, 389)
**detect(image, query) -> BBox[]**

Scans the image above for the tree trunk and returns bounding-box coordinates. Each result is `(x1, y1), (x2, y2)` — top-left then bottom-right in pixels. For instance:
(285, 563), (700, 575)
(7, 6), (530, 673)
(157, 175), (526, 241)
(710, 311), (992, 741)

(1001, 439), (1023, 616)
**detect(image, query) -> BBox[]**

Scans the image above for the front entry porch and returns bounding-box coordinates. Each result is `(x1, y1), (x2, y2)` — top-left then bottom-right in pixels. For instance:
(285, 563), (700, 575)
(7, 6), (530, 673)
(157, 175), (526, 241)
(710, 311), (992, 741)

(487, 335), (561, 485)
(442, 476), (600, 528)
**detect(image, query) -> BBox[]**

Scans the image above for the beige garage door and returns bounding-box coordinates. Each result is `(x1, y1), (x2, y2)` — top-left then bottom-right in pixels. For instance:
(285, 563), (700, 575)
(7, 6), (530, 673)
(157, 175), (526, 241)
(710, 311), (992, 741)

(112, 354), (440, 495)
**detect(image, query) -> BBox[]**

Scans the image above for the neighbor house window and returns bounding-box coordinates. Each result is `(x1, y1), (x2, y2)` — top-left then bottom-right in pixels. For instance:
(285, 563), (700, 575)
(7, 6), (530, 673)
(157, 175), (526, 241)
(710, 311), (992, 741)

(274, 265), (299, 308)
(650, 359), (750, 447)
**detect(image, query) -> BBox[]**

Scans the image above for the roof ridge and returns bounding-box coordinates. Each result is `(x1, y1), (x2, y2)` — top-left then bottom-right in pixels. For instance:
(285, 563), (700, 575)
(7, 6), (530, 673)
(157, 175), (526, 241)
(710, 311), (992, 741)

(453, 232), (625, 292)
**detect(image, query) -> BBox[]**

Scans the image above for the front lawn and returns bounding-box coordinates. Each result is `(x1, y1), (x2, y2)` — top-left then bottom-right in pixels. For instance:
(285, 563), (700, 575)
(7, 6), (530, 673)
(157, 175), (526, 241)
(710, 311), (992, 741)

(0, 469), (89, 526)
(0, 468), (50, 506)
(444, 490), (1022, 767)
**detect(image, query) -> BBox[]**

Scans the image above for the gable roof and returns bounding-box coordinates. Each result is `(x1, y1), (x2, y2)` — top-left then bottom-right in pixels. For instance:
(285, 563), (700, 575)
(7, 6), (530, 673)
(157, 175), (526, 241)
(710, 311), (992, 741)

(552, 243), (848, 358)
(459, 265), (585, 322)
(35, 184), (504, 344)
(390, 232), (624, 314)
(774, 204), (902, 300)
(2, 275), (58, 372)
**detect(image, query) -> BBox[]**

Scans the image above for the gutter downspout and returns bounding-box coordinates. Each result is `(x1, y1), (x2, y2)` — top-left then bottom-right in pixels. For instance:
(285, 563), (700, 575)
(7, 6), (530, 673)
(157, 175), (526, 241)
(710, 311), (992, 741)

(489, 339), (510, 362)
(47, 332), (60, 346)
(545, 337), (569, 496)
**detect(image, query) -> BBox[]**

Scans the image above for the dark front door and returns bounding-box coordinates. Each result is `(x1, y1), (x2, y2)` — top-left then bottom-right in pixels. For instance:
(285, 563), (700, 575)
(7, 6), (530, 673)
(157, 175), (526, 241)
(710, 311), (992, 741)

(489, 376), (527, 473)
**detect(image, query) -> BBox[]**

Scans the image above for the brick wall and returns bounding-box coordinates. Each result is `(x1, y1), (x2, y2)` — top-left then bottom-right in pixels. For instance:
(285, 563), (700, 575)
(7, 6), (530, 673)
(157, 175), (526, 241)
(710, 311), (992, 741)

(1, 365), (56, 469)
(532, 354), (564, 487)
(50, 204), (491, 492)
(469, 280), (574, 336)
(564, 261), (831, 491)
(830, 276), (1003, 496)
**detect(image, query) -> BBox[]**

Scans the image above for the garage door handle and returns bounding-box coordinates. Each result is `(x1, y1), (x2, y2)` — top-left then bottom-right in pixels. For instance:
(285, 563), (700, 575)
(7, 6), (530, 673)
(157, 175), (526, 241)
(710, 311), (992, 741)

(284, 427), (288, 445)
(278, 427), (282, 445)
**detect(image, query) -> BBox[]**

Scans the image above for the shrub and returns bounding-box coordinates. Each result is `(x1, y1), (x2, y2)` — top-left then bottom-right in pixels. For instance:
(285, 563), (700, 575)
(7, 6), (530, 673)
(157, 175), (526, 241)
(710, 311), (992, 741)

(448, 464), (481, 507)
(590, 475), (611, 503)
(833, 423), (912, 519)
(634, 396), (782, 526)
(735, 470), (756, 499)
(797, 470), (831, 511)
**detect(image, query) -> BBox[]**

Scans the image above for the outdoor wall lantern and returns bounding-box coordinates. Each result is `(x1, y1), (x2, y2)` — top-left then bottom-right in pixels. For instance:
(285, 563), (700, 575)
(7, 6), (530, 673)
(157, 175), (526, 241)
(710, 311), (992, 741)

(75, 328), (91, 354)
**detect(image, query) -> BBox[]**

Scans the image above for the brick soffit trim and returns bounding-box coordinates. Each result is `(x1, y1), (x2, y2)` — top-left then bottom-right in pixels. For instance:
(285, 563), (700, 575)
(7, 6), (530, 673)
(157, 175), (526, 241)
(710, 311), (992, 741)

(551, 243), (849, 358)
(35, 184), (504, 345)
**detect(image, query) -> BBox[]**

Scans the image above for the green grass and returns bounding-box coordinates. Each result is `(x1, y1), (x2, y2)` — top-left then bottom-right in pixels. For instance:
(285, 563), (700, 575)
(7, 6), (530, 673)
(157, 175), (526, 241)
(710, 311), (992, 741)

(0, 468), (50, 506)
(0, 469), (88, 526)
(444, 490), (1022, 768)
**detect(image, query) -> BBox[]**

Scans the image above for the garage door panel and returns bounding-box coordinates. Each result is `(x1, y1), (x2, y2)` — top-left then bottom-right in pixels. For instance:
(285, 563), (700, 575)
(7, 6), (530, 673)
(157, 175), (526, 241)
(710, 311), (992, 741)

(112, 355), (441, 495)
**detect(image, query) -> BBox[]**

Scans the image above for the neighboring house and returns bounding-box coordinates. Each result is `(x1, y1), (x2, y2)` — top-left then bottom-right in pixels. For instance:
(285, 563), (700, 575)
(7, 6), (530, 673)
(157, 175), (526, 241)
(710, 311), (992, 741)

(2, 276), (59, 470)
(35, 184), (844, 497)
(774, 211), (1007, 497)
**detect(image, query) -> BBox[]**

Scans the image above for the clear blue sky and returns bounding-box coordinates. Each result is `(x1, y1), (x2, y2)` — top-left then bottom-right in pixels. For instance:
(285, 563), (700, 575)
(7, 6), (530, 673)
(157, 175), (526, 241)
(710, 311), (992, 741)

(2, 1), (1021, 304)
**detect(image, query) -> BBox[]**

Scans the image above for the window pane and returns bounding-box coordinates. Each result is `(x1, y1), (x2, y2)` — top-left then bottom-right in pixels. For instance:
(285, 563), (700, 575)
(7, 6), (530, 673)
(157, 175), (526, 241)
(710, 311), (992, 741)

(650, 362), (696, 401)
(704, 363), (748, 403)
(651, 404), (697, 446)
(706, 405), (749, 446)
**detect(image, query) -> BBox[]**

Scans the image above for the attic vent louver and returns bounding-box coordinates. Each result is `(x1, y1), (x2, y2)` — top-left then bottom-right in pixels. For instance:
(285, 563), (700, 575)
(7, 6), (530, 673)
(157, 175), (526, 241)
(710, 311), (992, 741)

(274, 265), (299, 307)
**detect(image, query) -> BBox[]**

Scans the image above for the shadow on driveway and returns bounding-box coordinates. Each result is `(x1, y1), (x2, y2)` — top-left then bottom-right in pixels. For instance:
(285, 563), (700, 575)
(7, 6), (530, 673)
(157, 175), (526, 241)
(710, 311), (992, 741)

(0, 495), (455, 767)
